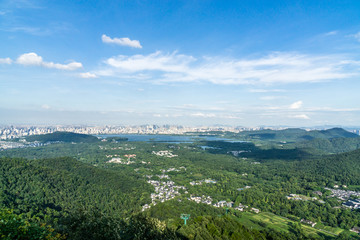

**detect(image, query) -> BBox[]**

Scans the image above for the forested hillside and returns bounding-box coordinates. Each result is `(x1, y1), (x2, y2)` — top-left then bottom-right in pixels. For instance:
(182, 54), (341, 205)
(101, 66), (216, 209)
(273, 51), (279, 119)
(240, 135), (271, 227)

(26, 131), (100, 143)
(219, 128), (359, 142)
(0, 157), (151, 219)
(294, 138), (360, 154)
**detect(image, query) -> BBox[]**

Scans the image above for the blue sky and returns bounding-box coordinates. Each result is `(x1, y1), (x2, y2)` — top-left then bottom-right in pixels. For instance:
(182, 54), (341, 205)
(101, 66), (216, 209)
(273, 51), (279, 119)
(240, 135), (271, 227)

(1, 0), (360, 126)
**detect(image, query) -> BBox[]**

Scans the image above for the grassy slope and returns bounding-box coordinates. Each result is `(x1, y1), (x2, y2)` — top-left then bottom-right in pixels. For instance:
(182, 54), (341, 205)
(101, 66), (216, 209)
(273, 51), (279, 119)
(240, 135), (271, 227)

(238, 212), (340, 238)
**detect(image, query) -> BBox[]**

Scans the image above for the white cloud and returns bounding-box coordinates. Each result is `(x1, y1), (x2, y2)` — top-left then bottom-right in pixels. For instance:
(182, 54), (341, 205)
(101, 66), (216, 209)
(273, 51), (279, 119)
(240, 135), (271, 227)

(291, 114), (310, 120)
(218, 115), (242, 119)
(42, 61), (82, 70)
(16, 52), (82, 70)
(290, 101), (303, 109)
(324, 31), (338, 36)
(260, 96), (285, 101)
(305, 107), (360, 112)
(17, 52), (42, 65)
(99, 51), (356, 85)
(41, 104), (51, 110)
(0, 57), (12, 64)
(249, 89), (285, 93)
(187, 112), (240, 119)
(79, 72), (97, 78)
(4, 22), (73, 36)
(105, 51), (194, 72)
(191, 113), (216, 118)
(102, 34), (142, 48)
(351, 32), (360, 42)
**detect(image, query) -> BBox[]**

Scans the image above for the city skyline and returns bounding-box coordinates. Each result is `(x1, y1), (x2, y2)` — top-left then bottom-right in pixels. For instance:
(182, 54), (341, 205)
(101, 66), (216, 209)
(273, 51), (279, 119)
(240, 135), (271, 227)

(1, 1), (360, 126)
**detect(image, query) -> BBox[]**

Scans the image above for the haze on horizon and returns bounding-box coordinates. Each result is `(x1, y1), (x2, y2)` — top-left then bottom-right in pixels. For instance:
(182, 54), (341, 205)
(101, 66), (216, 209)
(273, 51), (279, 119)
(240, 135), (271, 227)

(1, 0), (360, 127)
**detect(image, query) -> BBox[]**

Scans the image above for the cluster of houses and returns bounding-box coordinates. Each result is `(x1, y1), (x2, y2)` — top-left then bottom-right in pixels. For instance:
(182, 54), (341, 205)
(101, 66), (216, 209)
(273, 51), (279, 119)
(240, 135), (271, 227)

(286, 188), (360, 209)
(106, 154), (137, 164)
(187, 195), (260, 213)
(147, 180), (186, 206)
(105, 154), (120, 158)
(227, 150), (250, 157)
(141, 167), (262, 215)
(286, 193), (326, 204)
(313, 191), (323, 196)
(107, 157), (122, 163)
(237, 186), (252, 191)
(156, 174), (170, 179)
(99, 145), (136, 150)
(107, 155), (136, 164)
(142, 167), (187, 211)
(188, 195), (213, 205)
(160, 166), (186, 172)
(0, 140), (47, 150)
(234, 203), (248, 212)
(152, 150), (178, 158)
(325, 187), (360, 200)
(215, 201), (260, 213)
(287, 193), (320, 201)
(124, 154), (136, 159)
(190, 179), (217, 186)
(286, 194), (314, 201)
(107, 157), (135, 164)
(141, 204), (151, 212)
(161, 167), (180, 172)
(350, 226), (360, 234)
(301, 219), (317, 227)
(214, 200), (233, 208)
(342, 199), (360, 209)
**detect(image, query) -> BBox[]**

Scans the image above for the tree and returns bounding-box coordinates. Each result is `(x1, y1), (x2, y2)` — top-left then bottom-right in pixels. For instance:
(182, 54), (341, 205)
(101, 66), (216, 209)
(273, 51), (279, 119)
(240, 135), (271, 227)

(0, 208), (64, 240)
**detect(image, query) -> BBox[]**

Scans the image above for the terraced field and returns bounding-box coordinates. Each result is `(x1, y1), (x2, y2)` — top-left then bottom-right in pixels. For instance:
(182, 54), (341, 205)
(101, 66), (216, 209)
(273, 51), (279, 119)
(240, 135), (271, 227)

(237, 212), (343, 238)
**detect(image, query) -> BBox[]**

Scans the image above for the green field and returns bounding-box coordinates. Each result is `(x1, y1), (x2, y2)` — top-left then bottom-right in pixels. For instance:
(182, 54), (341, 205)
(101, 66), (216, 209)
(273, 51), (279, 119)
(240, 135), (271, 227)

(314, 224), (344, 235)
(237, 212), (341, 238)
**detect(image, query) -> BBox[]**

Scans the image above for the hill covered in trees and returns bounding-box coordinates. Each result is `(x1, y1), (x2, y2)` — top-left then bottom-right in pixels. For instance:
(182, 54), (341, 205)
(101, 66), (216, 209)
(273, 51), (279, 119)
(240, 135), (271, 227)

(219, 127), (359, 143)
(0, 157), (151, 219)
(25, 131), (100, 143)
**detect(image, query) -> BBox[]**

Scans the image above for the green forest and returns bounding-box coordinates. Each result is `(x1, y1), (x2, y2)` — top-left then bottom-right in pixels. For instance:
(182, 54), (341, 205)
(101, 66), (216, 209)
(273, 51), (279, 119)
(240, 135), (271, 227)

(1, 129), (360, 239)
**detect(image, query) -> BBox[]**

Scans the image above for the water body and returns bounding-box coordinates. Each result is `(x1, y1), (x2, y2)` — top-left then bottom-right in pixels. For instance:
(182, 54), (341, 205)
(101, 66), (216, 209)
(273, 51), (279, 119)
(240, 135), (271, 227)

(95, 134), (244, 143)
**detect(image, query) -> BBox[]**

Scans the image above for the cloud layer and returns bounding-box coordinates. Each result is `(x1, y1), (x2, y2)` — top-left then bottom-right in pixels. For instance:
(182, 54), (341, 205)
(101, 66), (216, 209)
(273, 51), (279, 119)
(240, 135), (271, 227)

(0, 57), (12, 64)
(97, 51), (357, 85)
(351, 32), (360, 42)
(16, 52), (82, 70)
(290, 101), (303, 109)
(79, 72), (97, 78)
(102, 34), (142, 48)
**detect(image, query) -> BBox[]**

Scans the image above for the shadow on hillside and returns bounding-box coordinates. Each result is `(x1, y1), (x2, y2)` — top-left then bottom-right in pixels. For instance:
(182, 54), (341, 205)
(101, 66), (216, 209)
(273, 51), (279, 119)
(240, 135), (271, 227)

(197, 141), (312, 161)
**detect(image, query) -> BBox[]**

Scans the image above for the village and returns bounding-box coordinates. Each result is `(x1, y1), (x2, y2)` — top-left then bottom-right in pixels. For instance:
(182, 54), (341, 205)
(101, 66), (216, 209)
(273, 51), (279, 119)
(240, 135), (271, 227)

(152, 150), (178, 158)
(141, 163), (261, 215)
(325, 187), (360, 200)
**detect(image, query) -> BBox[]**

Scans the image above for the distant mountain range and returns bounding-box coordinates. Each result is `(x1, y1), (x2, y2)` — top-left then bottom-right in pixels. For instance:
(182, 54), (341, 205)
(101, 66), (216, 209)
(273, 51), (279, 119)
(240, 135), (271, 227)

(243, 127), (359, 141)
